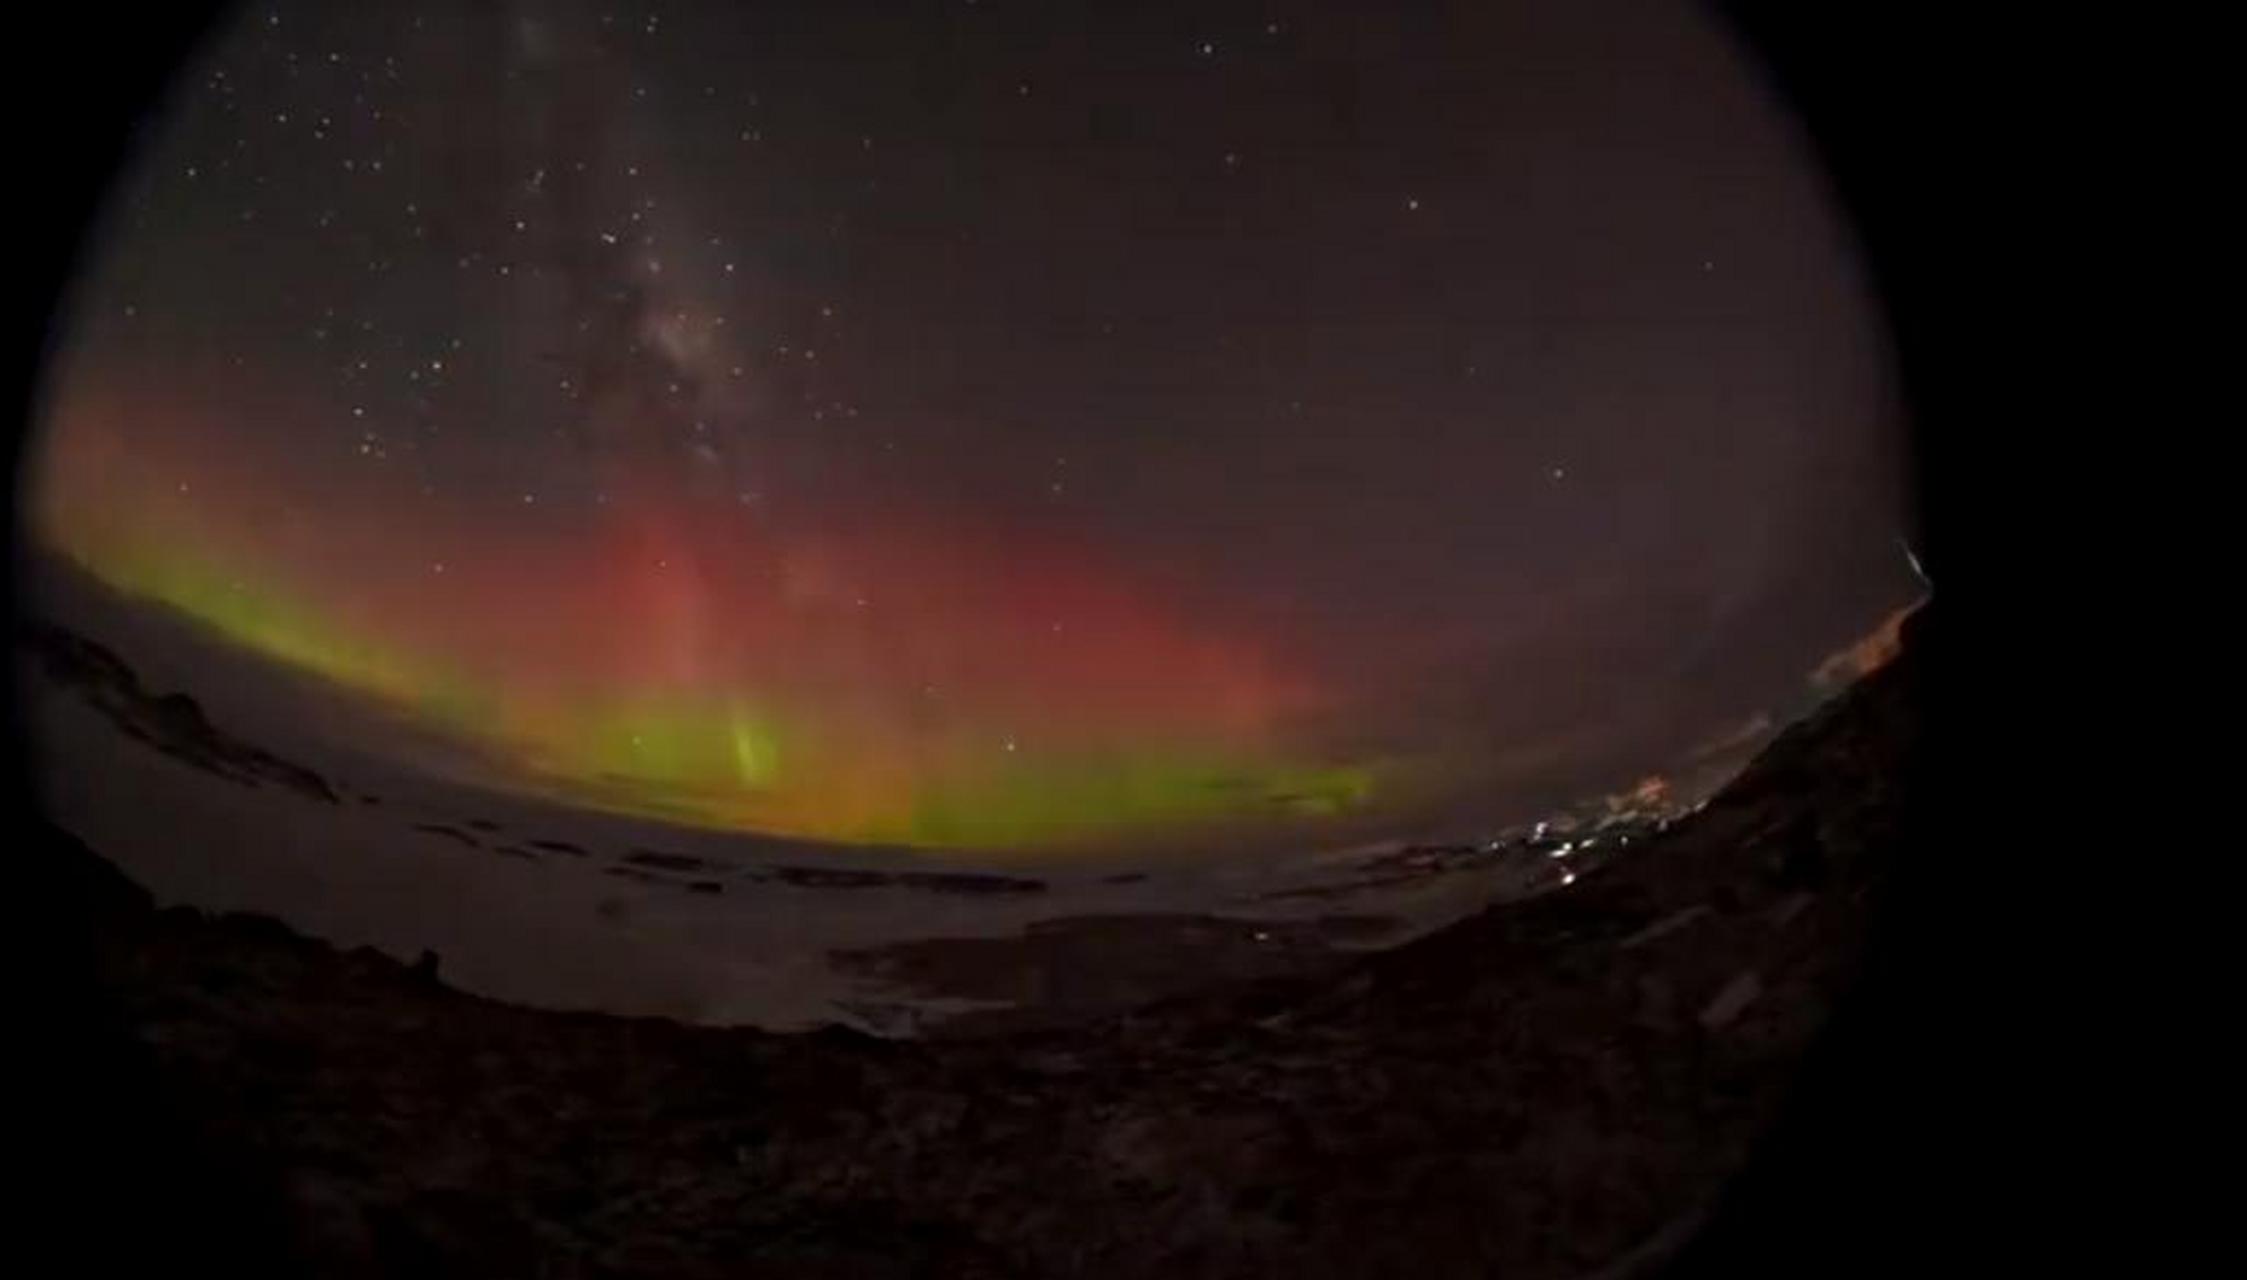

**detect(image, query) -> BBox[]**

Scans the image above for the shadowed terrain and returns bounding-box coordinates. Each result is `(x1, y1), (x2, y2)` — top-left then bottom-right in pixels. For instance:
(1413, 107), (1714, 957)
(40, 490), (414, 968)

(21, 619), (341, 804)
(830, 911), (1404, 1038)
(29, 609), (1923, 1278)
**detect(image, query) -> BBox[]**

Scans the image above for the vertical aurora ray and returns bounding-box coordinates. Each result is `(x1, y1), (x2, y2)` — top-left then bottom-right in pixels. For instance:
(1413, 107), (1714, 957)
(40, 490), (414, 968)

(728, 699), (779, 788)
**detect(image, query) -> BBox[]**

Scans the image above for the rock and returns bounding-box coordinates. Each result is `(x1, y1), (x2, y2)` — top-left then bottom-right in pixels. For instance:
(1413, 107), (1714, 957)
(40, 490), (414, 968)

(1769, 893), (1816, 928)
(894, 870), (1046, 895)
(1618, 905), (1710, 950)
(624, 850), (715, 873)
(767, 865), (893, 889)
(1765, 817), (1831, 890)
(1698, 971), (1765, 1030)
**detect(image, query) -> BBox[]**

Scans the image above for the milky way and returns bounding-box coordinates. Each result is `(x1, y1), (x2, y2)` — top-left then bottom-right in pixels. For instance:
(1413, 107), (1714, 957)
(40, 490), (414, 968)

(29, 0), (1912, 857)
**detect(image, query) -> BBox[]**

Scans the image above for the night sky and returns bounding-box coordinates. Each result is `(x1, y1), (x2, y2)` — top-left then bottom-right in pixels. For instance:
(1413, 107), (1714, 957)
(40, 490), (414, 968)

(28, 0), (1912, 858)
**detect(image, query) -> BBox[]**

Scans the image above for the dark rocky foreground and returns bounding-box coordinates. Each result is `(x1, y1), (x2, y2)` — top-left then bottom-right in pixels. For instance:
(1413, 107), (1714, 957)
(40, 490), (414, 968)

(830, 912), (1405, 1039)
(25, 612), (1923, 1279)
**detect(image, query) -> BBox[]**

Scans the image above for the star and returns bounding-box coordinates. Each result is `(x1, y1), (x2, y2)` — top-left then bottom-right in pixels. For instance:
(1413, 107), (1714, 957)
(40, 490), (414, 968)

(37, 0), (1912, 874)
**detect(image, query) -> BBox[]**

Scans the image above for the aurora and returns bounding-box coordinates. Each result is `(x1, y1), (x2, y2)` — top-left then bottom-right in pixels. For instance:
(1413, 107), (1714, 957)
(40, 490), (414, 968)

(31, 389), (1392, 852)
(22, 0), (1914, 863)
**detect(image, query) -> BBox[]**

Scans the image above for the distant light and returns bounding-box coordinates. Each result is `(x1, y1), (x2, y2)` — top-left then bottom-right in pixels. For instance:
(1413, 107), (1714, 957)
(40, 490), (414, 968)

(1560, 872), (1576, 886)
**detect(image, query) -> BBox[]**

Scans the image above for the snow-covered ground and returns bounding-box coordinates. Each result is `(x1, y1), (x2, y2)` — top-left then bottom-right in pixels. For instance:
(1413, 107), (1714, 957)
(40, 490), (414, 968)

(20, 561), (1560, 1032)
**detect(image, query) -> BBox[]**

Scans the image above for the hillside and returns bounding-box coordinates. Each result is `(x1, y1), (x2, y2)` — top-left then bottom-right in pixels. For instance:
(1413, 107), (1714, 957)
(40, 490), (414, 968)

(25, 607), (1925, 1279)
